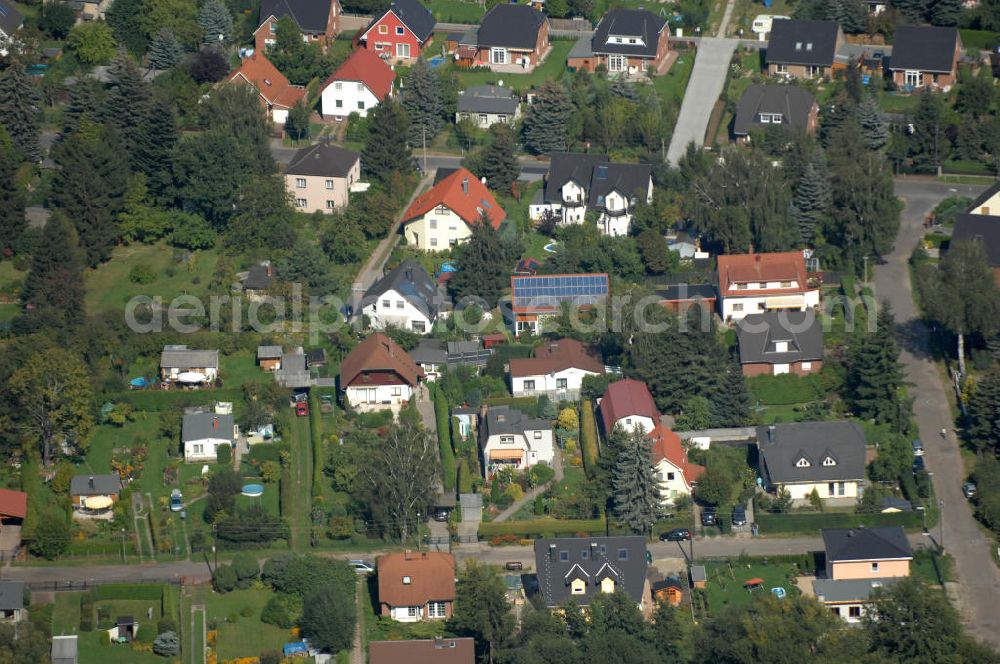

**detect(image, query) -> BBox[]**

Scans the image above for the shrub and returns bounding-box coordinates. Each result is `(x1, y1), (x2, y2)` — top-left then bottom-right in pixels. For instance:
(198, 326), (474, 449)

(213, 564), (237, 593)
(135, 624), (155, 644)
(216, 443), (232, 465)
(153, 631), (180, 656)
(579, 401), (599, 476)
(128, 264), (157, 284)
(479, 518), (606, 539)
(240, 606), (254, 617)
(260, 594), (298, 628)
(506, 483), (524, 502)
(260, 650), (281, 664)
(157, 617), (178, 634)
(529, 464), (555, 486)
(232, 552), (260, 588)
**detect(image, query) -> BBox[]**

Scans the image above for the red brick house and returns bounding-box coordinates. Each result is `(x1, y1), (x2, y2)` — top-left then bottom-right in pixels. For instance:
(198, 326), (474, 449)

(359, 0), (435, 61)
(254, 0), (341, 53)
(567, 9), (673, 76)
(377, 551), (456, 622)
(888, 25), (962, 91)
(226, 53), (305, 125)
(456, 4), (549, 71)
(736, 311), (824, 376)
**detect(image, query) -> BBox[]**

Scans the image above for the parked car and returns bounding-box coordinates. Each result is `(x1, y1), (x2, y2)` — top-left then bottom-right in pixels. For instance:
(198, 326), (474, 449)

(169, 489), (183, 512)
(912, 456), (926, 473)
(349, 559), (375, 574)
(295, 401), (309, 417)
(732, 505), (747, 527)
(660, 528), (692, 542)
(701, 509), (717, 527)
(504, 561), (523, 571)
(912, 439), (924, 456)
(963, 482), (977, 499)
(432, 508), (450, 522)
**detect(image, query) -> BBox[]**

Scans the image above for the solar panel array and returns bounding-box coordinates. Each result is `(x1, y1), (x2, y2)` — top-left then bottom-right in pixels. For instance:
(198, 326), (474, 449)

(512, 274), (609, 310)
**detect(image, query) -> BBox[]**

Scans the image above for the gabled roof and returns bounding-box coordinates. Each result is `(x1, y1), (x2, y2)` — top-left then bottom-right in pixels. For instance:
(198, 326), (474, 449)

(656, 283), (717, 302)
(952, 213), (1000, 267)
(766, 19), (840, 67)
(543, 152), (609, 204)
(258, 0), (334, 33)
(533, 536), (647, 607)
(822, 526), (912, 562)
(376, 551), (456, 606)
(0, 0), (24, 37)
(159, 347), (219, 369)
(182, 413), (236, 443)
(717, 251), (810, 295)
(244, 263), (272, 290)
(457, 85), (520, 115)
(341, 333), (424, 387)
(509, 338), (604, 377)
(600, 379), (659, 432)
(650, 424), (704, 486)
(409, 338), (448, 365)
(227, 54), (306, 110)
(370, 638), (475, 664)
(367, 0), (435, 43)
(733, 84), (817, 136)
(285, 142), (360, 178)
(757, 421), (866, 485)
(476, 4), (547, 50)
(360, 260), (443, 319)
(0, 581), (23, 611)
(889, 25), (960, 73)
(966, 180), (1000, 213)
(813, 577), (899, 604)
(588, 163), (651, 208)
(0, 488), (27, 519)
(736, 311), (824, 365)
(258, 345), (283, 359)
(403, 167), (506, 229)
(483, 405), (550, 438)
(70, 474), (122, 497)
(322, 47), (395, 100)
(591, 8), (666, 59)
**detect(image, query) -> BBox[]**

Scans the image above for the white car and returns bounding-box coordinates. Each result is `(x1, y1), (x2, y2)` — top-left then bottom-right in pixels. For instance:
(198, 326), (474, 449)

(349, 559), (375, 574)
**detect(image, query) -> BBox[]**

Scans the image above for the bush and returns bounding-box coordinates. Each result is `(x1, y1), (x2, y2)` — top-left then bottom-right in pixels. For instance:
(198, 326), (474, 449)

(260, 594), (298, 628)
(529, 464), (555, 486)
(128, 264), (157, 284)
(213, 564), (237, 593)
(260, 650), (281, 664)
(355, 409), (393, 429)
(232, 552), (260, 588)
(135, 624), (155, 644)
(579, 401), (599, 476)
(240, 606), (254, 617)
(479, 518), (606, 539)
(216, 443), (232, 465)
(157, 617), (178, 634)
(754, 510), (922, 534)
(153, 631), (180, 657)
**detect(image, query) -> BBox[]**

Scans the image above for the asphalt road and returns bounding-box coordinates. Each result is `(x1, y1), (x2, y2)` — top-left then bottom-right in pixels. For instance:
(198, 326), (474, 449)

(878, 177), (1000, 648)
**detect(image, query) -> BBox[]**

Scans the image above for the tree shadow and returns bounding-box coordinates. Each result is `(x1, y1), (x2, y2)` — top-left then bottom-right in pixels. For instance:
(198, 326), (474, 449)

(895, 318), (935, 361)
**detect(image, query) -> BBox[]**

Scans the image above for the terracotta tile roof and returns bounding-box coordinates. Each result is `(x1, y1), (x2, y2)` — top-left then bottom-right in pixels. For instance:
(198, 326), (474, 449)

(650, 424), (704, 487)
(509, 338), (604, 377)
(340, 333), (424, 388)
(717, 251), (810, 296)
(377, 551), (456, 607)
(227, 54), (306, 109)
(600, 379), (659, 433)
(322, 47), (395, 100)
(370, 638), (475, 664)
(0, 489), (27, 519)
(403, 167), (506, 229)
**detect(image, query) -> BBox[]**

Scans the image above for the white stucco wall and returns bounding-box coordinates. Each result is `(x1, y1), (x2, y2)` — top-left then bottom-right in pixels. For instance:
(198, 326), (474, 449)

(362, 288), (435, 333)
(345, 383), (414, 409)
(321, 80), (381, 117)
(511, 367), (599, 397)
(403, 208), (472, 251)
(654, 458), (693, 505)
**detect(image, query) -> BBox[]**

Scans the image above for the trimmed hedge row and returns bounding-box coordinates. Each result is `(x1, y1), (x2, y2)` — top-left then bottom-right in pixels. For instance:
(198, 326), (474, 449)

(484, 396), (541, 417)
(114, 388), (246, 412)
(479, 518), (606, 538)
(434, 385), (457, 492)
(309, 391), (324, 498)
(94, 584), (165, 601)
(755, 509), (922, 534)
(580, 400), (599, 475)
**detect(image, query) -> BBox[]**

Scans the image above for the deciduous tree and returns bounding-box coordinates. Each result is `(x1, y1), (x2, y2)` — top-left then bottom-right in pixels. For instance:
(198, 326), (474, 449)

(450, 560), (514, 664)
(300, 584), (356, 652)
(67, 22), (118, 64)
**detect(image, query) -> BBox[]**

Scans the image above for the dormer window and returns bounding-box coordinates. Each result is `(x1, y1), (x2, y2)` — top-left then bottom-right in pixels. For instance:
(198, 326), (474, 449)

(806, 42), (813, 51)
(402, 576), (412, 585)
(823, 456), (837, 467)
(774, 341), (788, 353)
(795, 41), (802, 50)
(796, 457), (811, 468)
(559, 550), (569, 561)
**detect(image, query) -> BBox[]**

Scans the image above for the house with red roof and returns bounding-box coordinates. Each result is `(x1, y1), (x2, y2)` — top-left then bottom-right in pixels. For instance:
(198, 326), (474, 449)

(359, 0), (435, 61)
(340, 333), (424, 412)
(599, 379), (659, 437)
(226, 53), (305, 125)
(716, 249), (820, 321)
(402, 167), (506, 251)
(649, 424), (703, 505)
(0, 489), (26, 533)
(377, 551), (456, 621)
(509, 338), (605, 399)
(319, 47), (395, 118)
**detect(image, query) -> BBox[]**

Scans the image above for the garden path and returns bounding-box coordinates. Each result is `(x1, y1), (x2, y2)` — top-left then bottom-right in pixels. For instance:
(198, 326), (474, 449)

(492, 449), (563, 523)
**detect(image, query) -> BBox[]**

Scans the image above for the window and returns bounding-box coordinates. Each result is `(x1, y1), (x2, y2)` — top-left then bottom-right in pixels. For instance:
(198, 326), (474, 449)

(396, 300), (404, 309)
(871, 563), (879, 573)
(732, 303), (744, 312)
(735, 283), (748, 290)
(269, 22), (277, 34)
(667, 472), (675, 481)
(428, 219), (438, 230)
(598, 545), (606, 555)
(838, 482), (846, 496)
(382, 299), (390, 308)
(534, 431), (542, 439)
(392, 387), (402, 397)
(430, 237), (438, 247)
(571, 578), (586, 594)
(614, 37), (623, 43)
(780, 281), (792, 287)
(326, 200), (336, 209)
(396, 26), (405, 35)
(628, 38), (636, 44)
(758, 283), (767, 289)
(807, 65), (821, 77)
(904, 70), (923, 87)
(625, 418), (632, 426)
(407, 606), (418, 617)
(325, 179), (334, 189)
(193, 444), (204, 454)
(412, 320), (425, 333)
(523, 380), (536, 391)
(357, 82), (364, 91)
(796, 457), (811, 468)
(498, 114), (507, 123)
(335, 99), (343, 108)
(830, 607), (840, 616)
(396, 42), (410, 58)
(775, 63), (789, 74)
(428, 602), (447, 618)
(802, 361), (812, 371)
(581, 550), (588, 560)
(335, 82), (342, 90)
(403, 575), (412, 584)
(500, 436), (514, 444)
(760, 113), (771, 124)
(295, 178), (306, 188)
(295, 198), (307, 207)
(556, 378), (568, 389)
(848, 606), (862, 618)
(559, 550), (569, 561)
(358, 101), (365, 110)
(490, 47), (507, 65)
(828, 482), (835, 495)
(822, 456), (836, 467)
(617, 549), (628, 561)
(608, 55), (627, 72)
(379, 24), (388, 34)
(478, 113), (488, 124)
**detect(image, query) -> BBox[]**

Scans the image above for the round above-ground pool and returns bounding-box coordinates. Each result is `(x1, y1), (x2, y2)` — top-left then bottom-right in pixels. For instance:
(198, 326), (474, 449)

(241, 483), (264, 497)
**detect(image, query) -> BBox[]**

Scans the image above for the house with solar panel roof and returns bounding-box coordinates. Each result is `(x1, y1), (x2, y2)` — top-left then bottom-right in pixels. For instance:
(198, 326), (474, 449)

(509, 273), (609, 335)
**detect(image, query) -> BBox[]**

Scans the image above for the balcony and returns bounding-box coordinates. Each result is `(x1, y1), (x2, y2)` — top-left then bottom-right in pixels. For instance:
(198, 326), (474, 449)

(562, 197), (586, 207)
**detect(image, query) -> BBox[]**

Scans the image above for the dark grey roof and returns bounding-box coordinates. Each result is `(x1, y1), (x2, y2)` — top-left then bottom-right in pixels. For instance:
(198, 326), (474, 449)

(0, 581), (23, 611)
(285, 142), (360, 178)
(0, 0), (24, 36)
(889, 25), (959, 73)
(258, 345), (283, 359)
(182, 412), (236, 443)
(568, 36), (593, 59)
(483, 405), (550, 438)
(733, 84), (817, 136)
(736, 311), (824, 365)
(591, 8), (666, 59)
(70, 474), (121, 496)
(259, 0), (333, 33)
(477, 4), (546, 50)
(757, 421), (866, 484)
(384, 0), (435, 42)
(434, 167), (460, 184)
(880, 496), (912, 512)
(160, 346), (219, 369)
(409, 339), (448, 365)
(767, 19), (840, 67)
(306, 348), (326, 365)
(543, 152), (608, 204)
(952, 213), (1000, 267)
(244, 263), (272, 290)
(656, 283), (717, 301)
(587, 163), (651, 209)
(446, 340), (493, 367)
(813, 577), (899, 603)
(534, 536), (648, 607)
(457, 85), (520, 115)
(822, 526), (913, 562)
(360, 260), (444, 319)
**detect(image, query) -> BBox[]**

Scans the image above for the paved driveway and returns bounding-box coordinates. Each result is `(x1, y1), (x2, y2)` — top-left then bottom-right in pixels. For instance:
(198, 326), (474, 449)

(879, 177), (1000, 647)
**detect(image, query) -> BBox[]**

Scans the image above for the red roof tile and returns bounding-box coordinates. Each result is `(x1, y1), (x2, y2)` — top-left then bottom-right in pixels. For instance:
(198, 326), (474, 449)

(403, 167), (506, 229)
(370, 638), (475, 664)
(600, 379), (659, 433)
(650, 424), (704, 488)
(227, 54), (305, 109)
(377, 551), (456, 607)
(509, 338), (604, 377)
(322, 47), (395, 100)
(341, 333), (424, 387)
(717, 251), (811, 296)
(0, 489), (27, 519)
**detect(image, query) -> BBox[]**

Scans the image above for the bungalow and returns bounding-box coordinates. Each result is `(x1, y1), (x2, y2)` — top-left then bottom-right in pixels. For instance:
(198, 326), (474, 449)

(510, 273), (610, 335)
(242, 262), (273, 300)
(757, 421), (867, 506)
(888, 26), (961, 91)
(533, 536), (649, 609)
(254, 0), (340, 53)
(340, 333), (424, 411)
(732, 84), (819, 141)
(766, 19), (844, 80)
(509, 338), (605, 399)
(716, 250), (820, 322)
(456, 85), (521, 128)
(257, 345), (283, 372)
(360, 260), (446, 334)
(377, 551), (456, 621)
(599, 379), (659, 437)
(408, 339), (493, 379)
(226, 54), (306, 125)
(285, 141), (361, 213)
(0, 0), (23, 57)
(952, 181), (1000, 285)
(456, 4), (549, 71)
(567, 9), (673, 77)
(528, 153), (653, 236)
(70, 474), (122, 519)
(0, 581), (25, 623)
(370, 638), (474, 664)
(650, 424), (704, 505)
(480, 405), (554, 477)
(159, 346), (220, 386)
(736, 310), (824, 376)
(402, 167), (506, 251)
(360, 0), (435, 61)
(319, 47), (395, 118)
(182, 409), (238, 462)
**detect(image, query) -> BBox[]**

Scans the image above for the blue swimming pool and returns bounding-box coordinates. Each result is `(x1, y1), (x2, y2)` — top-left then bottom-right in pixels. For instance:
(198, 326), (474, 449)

(241, 484), (264, 497)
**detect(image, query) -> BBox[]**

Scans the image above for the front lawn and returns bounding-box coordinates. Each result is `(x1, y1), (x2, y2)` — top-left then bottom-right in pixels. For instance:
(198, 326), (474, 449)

(702, 560), (803, 613)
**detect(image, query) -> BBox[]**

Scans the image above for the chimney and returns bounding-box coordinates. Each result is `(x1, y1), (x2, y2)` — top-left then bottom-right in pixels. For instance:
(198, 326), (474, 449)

(89, 476), (95, 489)
(265, 261), (272, 277)
(548, 543), (556, 559)
(462, 177), (469, 194)
(213, 417), (219, 430)
(434, 637), (444, 649)
(767, 425), (775, 443)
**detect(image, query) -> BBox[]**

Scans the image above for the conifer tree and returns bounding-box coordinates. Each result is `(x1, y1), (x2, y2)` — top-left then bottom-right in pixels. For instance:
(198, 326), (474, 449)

(910, 88), (945, 173)
(847, 304), (904, 425)
(361, 98), (411, 184)
(134, 88), (178, 203)
(105, 50), (152, 159)
(855, 94), (889, 150)
(968, 369), (1000, 453)
(0, 151), (26, 254)
(610, 74), (639, 102)
(198, 0), (234, 45)
(0, 63), (41, 161)
(789, 152), (831, 245)
(61, 78), (104, 135)
(148, 29), (184, 70)
(818, 89), (855, 147)
(930, 0), (963, 25)
(612, 427), (660, 535)
(522, 81), (572, 154)
(449, 219), (520, 308)
(20, 214), (86, 331)
(710, 359), (752, 427)
(476, 124), (518, 196)
(402, 59), (443, 145)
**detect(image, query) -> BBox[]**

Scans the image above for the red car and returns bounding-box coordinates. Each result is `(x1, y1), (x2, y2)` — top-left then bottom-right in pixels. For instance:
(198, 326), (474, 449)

(295, 401), (308, 417)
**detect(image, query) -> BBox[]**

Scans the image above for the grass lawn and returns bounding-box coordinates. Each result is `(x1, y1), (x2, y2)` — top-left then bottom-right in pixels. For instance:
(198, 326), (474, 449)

(0, 260), (26, 299)
(451, 40), (575, 93)
(286, 415), (313, 550)
(727, 0), (793, 38)
(521, 231), (553, 262)
(84, 243), (218, 315)
(190, 606), (204, 664)
(189, 586), (291, 660)
(654, 47), (695, 110)
(510, 466), (588, 521)
(52, 592), (83, 635)
(77, 631), (165, 664)
(234, 480), (280, 515)
(220, 350), (263, 388)
(0, 303), (18, 322)
(877, 90), (922, 114)
(426, 0), (484, 23)
(912, 549), (954, 585)
(702, 561), (802, 613)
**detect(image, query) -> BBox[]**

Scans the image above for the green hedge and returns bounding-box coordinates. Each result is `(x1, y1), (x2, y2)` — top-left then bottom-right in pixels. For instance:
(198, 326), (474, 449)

(309, 391), (323, 498)
(755, 510), (922, 534)
(94, 584), (165, 601)
(457, 459), (473, 494)
(484, 396), (540, 417)
(114, 388), (246, 412)
(434, 385), (456, 492)
(479, 518), (606, 539)
(943, 159), (994, 176)
(580, 400), (599, 476)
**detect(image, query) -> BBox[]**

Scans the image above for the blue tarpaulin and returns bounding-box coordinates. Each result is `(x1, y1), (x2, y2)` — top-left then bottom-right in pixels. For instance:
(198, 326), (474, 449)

(283, 642), (308, 656)
(130, 377), (147, 387)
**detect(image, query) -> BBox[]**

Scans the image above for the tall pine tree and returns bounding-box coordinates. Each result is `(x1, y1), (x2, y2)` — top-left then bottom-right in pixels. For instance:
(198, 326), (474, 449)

(612, 427), (660, 535)
(0, 63), (41, 162)
(476, 124), (518, 196)
(522, 81), (572, 155)
(710, 359), (751, 427)
(361, 98), (411, 184)
(789, 150), (832, 245)
(61, 78), (104, 135)
(847, 304), (903, 426)
(135, 88), (178, 203)
(910, 89), (945, 173)
(968, 369), (1000, 453)
(402, 59), (443, 145)
(198, 0), (234, 45)
(148, 29), (184, 70)
(855, 94), (888, 150)
(105, 50), (153, 160)
(0, 150), (26, 254)
(19, 214), (86, 331)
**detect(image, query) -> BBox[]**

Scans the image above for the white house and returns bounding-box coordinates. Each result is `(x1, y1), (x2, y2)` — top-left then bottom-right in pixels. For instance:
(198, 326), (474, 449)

(360, 260), (446, 334)
(182, 407), (238, 462)
(159, 346), (219, 386)
(402, 167), (506, 252)
(508, 339), (605, 399)
(599, 378), (659, 437)
(650, 424), (704, 505)
(717, 250), (821, 322)
(480, 406), (554, 477)
(340, 333), (424, 412)
(319, 47), (395, 118)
